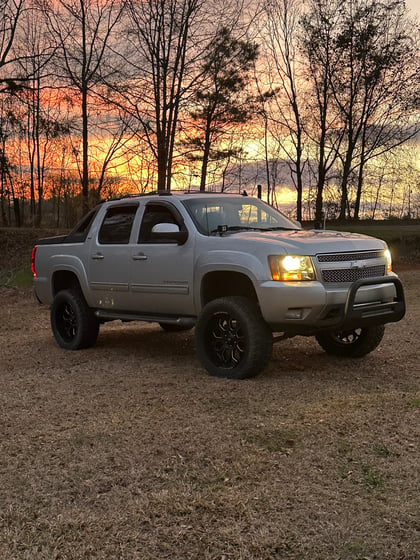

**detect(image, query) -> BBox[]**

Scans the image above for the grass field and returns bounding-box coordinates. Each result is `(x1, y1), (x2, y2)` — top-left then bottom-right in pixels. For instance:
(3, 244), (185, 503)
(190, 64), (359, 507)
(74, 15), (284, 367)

(0, 226), (419, 559)
(0, 228), (64, 288)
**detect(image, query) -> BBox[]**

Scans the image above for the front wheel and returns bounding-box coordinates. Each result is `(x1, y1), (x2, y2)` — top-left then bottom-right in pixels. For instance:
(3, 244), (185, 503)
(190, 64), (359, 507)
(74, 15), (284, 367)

(51, 289), (99, 350)
(315, 325), (385, 358)
(195, 296), (273, 379)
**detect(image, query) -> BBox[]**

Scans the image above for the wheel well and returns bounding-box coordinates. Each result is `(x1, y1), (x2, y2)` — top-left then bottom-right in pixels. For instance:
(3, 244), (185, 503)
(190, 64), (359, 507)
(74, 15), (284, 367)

(201, 271), (257, 306)
(52, 270), (81, 296)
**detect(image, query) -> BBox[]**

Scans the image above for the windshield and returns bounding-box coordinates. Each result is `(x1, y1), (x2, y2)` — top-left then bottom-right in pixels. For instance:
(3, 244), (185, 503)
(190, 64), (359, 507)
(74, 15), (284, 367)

(182, 196), (299, 236)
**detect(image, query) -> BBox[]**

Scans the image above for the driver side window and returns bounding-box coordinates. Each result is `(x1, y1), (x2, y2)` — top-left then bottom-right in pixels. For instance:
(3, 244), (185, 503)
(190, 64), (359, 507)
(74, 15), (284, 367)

(138, 203), (180, 243)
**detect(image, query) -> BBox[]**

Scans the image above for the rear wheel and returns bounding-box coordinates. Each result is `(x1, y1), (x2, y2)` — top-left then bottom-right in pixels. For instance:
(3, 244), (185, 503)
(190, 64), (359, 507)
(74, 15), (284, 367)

(315, 325), (385, 358)
(51, 289), (99, 350)
(195, 296), (273, 379)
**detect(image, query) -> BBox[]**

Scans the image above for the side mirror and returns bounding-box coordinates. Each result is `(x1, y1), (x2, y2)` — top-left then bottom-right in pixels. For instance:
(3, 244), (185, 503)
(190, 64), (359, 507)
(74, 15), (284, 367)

(150, 223), (188, 244)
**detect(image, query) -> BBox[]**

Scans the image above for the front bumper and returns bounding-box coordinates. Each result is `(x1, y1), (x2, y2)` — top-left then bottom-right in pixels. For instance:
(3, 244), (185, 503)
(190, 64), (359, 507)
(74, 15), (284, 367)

(259, 276), (405, 334)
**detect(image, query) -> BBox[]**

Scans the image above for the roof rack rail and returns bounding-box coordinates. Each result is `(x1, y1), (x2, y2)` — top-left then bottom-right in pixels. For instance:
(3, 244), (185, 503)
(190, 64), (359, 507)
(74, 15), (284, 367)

(179, 189), (216, 195)
(107, 190), (174, 202)
(178, 189), (248, 196)
(108, 188), (247, 201)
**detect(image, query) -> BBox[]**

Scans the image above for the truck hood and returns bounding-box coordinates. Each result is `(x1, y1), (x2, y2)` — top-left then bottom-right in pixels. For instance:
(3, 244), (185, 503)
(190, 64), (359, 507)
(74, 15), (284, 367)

(230, 229), (387, 254)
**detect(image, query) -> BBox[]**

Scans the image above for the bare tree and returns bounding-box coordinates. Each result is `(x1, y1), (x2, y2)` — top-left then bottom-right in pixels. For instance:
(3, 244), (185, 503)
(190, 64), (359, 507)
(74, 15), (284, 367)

(42, 0), (126, 213)
(89, 109), (142, 200)
(335, 0), (419, 219)
(300, 0), (346, 225)
(121, 0), (205, 191)
(12, 8), (71, 225)
(0, 0), (26, 91)
(182, 26), (258, 191)
(0, 0), (25, 225)
(1, 1), (56, 93)
(259, 0), (306, 220)
(0, 97), (17, 224)
(301, 0), (419, 221)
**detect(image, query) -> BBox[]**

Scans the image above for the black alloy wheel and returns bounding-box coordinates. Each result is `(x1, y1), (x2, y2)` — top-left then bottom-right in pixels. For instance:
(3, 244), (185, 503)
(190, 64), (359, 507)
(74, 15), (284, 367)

(51, 289), (99, 350)
(195, 296), (273, 379)
(315, 325), (385, 358)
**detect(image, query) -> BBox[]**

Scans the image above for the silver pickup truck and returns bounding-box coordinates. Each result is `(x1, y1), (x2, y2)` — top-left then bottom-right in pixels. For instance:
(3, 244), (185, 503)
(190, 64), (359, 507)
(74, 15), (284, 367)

(32, 191), (405, 378)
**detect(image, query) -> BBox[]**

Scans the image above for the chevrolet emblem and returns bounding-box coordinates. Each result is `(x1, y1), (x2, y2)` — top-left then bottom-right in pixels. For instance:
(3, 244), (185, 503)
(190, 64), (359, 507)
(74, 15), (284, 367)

(350, 260), (367, 269)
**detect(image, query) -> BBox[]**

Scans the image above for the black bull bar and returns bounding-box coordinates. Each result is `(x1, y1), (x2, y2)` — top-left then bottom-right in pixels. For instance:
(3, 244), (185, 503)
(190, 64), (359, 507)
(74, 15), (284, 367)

(320, 276), (406, 331)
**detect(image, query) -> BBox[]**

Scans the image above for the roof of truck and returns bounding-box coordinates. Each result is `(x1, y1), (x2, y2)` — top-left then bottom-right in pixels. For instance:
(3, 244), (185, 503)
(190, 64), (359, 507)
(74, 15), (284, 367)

(110, 190), (251, 202)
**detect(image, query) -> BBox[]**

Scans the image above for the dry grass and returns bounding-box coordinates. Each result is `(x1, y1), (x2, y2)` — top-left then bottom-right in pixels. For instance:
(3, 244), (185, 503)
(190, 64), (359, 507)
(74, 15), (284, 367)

(0, 270), (419, 559)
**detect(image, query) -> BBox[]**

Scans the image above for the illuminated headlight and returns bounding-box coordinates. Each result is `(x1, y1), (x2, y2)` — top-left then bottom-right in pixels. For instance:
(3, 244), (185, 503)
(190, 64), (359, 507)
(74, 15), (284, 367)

(384, 248), (392, 273)
(268, 255), (315, 281)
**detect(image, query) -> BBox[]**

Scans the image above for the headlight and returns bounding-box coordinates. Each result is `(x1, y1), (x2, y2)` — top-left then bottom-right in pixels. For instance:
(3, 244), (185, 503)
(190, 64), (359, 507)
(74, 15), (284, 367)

(268, 255), (315, 281)
(384, 249), (392, 273)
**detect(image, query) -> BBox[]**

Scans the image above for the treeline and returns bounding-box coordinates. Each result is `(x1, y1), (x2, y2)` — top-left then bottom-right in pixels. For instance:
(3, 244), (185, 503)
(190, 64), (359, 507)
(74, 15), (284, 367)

(0, 0), (419, 227)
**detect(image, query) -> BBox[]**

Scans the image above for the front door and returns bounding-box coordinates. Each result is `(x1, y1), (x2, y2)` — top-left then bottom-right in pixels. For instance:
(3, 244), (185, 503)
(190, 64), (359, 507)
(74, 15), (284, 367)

(129, 202), (195, 315)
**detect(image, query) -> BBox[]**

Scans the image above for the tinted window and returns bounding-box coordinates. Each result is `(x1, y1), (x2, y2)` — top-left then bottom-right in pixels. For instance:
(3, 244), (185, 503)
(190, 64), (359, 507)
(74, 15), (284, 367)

(66, 207), (100, 243)
(183, 196), (297, 235)
(138, 203), (180, 243)
(98, 205), (138, 244)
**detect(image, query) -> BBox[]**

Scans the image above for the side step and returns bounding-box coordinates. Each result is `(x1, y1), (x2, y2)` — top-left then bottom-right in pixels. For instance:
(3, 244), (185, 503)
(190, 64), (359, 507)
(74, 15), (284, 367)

(94, 309), (196, 328)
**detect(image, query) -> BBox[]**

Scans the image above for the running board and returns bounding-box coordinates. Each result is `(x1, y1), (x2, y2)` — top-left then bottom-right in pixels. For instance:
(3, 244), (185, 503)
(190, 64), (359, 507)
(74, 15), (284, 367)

(94, 309), (196, 327)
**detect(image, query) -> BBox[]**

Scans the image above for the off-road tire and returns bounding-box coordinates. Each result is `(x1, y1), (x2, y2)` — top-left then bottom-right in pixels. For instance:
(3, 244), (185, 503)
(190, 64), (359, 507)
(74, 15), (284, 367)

(315, 325), (385, 358)
(51, 289), (99, 350)
(195, 296), (273, 379)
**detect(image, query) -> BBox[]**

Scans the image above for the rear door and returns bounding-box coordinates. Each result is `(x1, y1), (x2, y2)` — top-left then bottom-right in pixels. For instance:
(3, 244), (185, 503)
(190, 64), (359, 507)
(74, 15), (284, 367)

(89, 203), (139, 310)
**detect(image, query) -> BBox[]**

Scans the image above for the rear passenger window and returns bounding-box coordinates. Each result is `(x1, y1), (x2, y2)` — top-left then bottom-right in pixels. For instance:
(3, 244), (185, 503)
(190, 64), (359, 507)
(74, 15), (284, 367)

(98, 205), (138, 244)
(66, 207), (100, 243)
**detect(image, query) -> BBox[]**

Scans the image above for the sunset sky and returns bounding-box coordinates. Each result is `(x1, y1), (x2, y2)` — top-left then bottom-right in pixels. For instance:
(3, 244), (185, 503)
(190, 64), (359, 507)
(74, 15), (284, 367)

(1, 0), (418, 226)
(407, 0), (420, 16)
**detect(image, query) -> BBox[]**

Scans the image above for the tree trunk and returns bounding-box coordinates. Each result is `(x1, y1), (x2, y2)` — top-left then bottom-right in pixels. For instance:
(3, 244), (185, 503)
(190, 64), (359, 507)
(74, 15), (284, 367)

(354, 158), (365, 220)
(314, 136), (327, 225)
(81, 84), (89, 213)
(35, 75), (43, 227)
(157, 131), (168, 191)
(339, 141), (354, 220)
(295, 135), (303, 222)
(200, 113), (213, 191)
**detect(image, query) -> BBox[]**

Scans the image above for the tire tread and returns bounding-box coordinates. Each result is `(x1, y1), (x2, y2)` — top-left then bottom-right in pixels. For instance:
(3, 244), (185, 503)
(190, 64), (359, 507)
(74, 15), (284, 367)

(195, 296), (272, 379)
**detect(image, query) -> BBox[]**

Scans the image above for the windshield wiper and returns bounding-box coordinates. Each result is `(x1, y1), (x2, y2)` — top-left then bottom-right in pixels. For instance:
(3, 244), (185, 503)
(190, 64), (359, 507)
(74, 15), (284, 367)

(210, 225), (298, 235)
(210, 225), (267, 234)
(264, 226), (297, 231)
(227, 225), (268, 231)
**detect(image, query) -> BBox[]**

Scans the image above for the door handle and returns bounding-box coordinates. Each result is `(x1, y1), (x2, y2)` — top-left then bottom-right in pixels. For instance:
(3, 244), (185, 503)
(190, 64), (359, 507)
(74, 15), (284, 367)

(91, 253), (104, 260)
(132, 253), (148, 261)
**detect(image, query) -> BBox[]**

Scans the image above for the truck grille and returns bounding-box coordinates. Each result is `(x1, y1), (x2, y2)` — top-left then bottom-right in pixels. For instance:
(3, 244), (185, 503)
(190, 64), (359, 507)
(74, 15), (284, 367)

(317, 250), (383, 263)
(321, 265), (386, 283)
(316, 250), (387, 284)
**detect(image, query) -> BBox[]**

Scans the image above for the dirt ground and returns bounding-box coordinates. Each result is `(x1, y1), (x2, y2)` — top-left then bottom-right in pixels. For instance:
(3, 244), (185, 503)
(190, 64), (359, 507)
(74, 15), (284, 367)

(0, 270), (419, 560)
